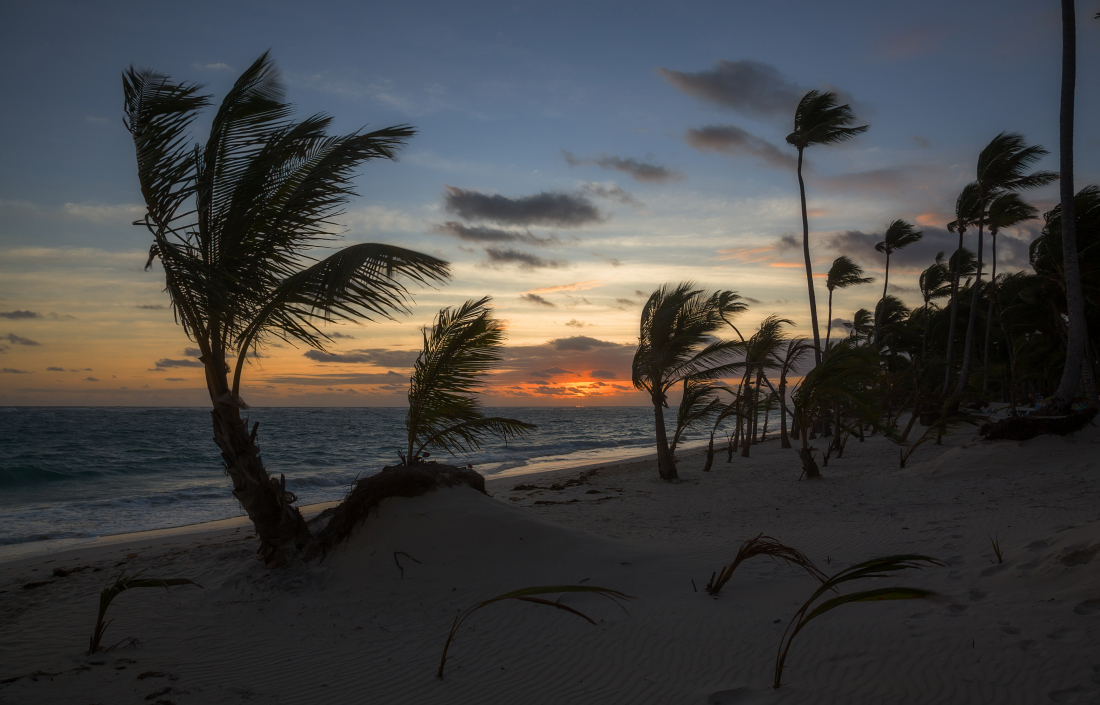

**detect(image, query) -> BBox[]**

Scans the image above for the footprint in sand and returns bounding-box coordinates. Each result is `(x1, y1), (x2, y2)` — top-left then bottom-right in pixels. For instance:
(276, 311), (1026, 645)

(1073, 599), (1100, 616)
(1048, 684), (1087, 703)
(968, 588), (987, 601)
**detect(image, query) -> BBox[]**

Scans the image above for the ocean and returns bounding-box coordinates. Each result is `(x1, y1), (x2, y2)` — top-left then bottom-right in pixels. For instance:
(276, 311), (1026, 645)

(0, 406), (711, 551)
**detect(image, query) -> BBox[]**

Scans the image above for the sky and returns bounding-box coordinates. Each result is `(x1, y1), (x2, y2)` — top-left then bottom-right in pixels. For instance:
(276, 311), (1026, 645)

(1, 0), (1098, 407)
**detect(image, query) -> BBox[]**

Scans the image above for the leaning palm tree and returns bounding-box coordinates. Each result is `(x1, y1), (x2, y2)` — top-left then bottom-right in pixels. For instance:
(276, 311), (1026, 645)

(955, 132), (1057, 395)
(404, 298), (536, 464)
(918, 253), (952, 360)
(825, 256), (874, 352)
(942, 182), (983, 394)
(787, 90), (869, 364)
(873, 220), (922, 346)
(124, 54), (449, 565)
(632, 282), (747, 480)
(981, 193), (1039, 392)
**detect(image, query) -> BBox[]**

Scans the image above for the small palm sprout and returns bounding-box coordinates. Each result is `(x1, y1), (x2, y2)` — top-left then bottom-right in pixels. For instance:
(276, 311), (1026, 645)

(437, 585), (632, 678)
(404, 297), (535, 464)
(89, 570), (201, 654)
(705, 534), (827, 596)
(773, 555), (943, 689)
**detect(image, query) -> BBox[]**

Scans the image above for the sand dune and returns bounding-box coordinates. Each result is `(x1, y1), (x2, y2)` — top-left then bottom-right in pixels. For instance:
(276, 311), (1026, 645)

(2, 424), (1099, 704)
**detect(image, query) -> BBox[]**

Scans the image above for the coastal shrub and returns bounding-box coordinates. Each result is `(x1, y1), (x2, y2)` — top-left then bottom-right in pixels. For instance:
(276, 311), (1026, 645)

(89, 570), (200, 654)
(773, 555), (942, 689)
(705, 534), (826, 596)
(437, 585), (631, 678)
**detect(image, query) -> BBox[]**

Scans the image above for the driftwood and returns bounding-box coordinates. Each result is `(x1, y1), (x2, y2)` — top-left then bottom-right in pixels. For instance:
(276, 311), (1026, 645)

(303, 462), (486, 561)
(979, 408), (1096, 441)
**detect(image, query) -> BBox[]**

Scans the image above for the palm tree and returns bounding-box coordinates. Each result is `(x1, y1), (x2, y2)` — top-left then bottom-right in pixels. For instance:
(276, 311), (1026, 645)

(772, 338), (814, 449)
(981, 194), (1038, 392)
(787, 91), (869, 364)
(825, 256), (874, 352)
(1051, 0), (1088, 413)
(845, 308), (874, 344)
(955, 133), (1056, 395)
(738, 315), (793, 457)
(669, 380), (722, 460)
(404, 298), (536, 463)
(632, 282), (747, 480)
(124, 55), (449, 565)
(918, 253), (952, 360)
(942, 182), (982, 394)
(873, 220), (922, 346)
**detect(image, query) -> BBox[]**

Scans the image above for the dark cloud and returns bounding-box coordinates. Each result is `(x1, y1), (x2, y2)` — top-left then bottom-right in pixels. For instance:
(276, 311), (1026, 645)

(519, 293), (556, 307)
(615, 298), (636, 308)
(266, 370), (407, 386)
(47, 366), (64, 371)
(2, 368), (31, 374)
(5, 333), (40, 346)
(444, 186), (602, 227)
(485, 248), (568, 270)
(47, 312), (76, 321)
(564, 319), (589, 328)
(85, 377), (100, 382)
(165, 377), (185, 382)
(533, 367), (571, 376)
(136, 304), (167, 310)
(304, 348), (419, 366)
(744, 297), (763, 304)
(657, 60), (805, 118)
(329, 332), (355, 339)
(153, 358), (204, 368)
(580, 182), (642, 206)
(912, 135), (932, 148)
(551, 336), (619, 352)
(182, 347), (202, 357)
(686, 125), (795, 169)
(563, 151), (683, 184)
(0, 310), (41, 320)
(433, 221), (561, 246)
(589, 369), (617, 379)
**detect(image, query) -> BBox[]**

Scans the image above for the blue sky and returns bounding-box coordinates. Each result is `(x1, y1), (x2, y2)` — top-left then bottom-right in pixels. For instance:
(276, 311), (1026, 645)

(1, 0), (1097, 405)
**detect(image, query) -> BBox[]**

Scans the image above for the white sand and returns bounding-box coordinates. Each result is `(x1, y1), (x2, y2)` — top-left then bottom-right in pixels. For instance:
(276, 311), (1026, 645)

(2, 423), (1099, 704)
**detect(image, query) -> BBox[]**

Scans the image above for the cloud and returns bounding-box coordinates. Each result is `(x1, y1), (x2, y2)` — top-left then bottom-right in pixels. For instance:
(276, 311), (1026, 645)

(136, 304), (167, 310)
(526, 280), (601, 295)
(719, 233), (800, 264)
(872, 24), (951, 60)
(564, 319), (589, 328)
(580, 182), (642, 206)
(5, 333), (40, 346)
(84, 376), (100, 382)
(589, 369), (617, 379)
(62, 202), (145, 223)
(266, 370), (408, 386)
(165, 377), (185, 382)
(444, 186), (602, 227)
(614, 298), (636, 309)
(520, 293), (556, 307)
(304, 348), (419, 367)
(563, 151), (683, 184)
(532, 367), (571, 376)
(0, 310), (41, 320)
(824, 225), (1030, 273)
(686, 125), (796, 170)
(657, 60), (806, 118)
(329, 332), (356, 339)
(912, 135), (932, 148)
(182, 347), (202, 357)
(433, 221), (561, 246)
(2, 368), (31, 374)
(485, 248), (568, 270)
(551, 336), (619, 351)
(47, 312), (77, 321)
(153, 358), (204, 368)
(46, 366), (64, 371)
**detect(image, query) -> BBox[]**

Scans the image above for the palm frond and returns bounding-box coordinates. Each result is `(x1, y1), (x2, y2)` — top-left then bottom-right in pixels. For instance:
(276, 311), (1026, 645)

(786, 90), (869, 149)
(827, 255), (874, 291)
(706, 533), (826, 596)
(874, 219), (923, 254)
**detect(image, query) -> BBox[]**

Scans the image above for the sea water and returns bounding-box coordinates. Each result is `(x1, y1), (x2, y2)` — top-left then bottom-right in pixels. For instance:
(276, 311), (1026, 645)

(0, 406), (708, 549)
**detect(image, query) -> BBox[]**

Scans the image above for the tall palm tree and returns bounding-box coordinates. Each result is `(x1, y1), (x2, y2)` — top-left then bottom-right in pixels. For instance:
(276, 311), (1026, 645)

(942, 183), (982, 394)
(124, 54), (449, 565)
(404, 298), (536, 464)
(632, 282), (747, 480)
(787, 90), (869, 364)
(873, 220), (923, 345)
(981, 194), (1038, 392)
(955, 133), (1056, 395)
(825, 256), (874, 352)
(1051, 0), (1088, 412)
(918, 253), (952, 360)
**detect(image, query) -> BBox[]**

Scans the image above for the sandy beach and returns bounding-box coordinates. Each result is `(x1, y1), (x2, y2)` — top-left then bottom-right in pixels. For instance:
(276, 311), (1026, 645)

(2, 423), (1099, 705)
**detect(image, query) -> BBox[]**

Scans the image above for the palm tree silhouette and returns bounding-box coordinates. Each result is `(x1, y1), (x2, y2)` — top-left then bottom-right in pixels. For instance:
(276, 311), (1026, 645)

(632, 283), (747, 480)
(955, 133), (1056, 395)
(981, 194), (1038, 392)
(824, 256), (874, 352)
(123, 54), (449, 564)
(873, 220), (922, 345)
(942, 183), (982, 394)
(918, 252), (952, 361)
(787, 91), (869, 364)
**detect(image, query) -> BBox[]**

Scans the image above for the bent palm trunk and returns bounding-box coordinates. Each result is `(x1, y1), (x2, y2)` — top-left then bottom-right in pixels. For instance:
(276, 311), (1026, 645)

(652, 401), (678, 480)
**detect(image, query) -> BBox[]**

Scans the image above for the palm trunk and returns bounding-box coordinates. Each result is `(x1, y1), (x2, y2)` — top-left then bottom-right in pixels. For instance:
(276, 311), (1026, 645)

(824, 289), (834, 353)
(875, 252), (890, 346)
(703, 434), (715, 472)
(1051, 0), (1087, 413)
(652, 400), (678, 480)
(942, 229), (966, 395)
(798, 418), (821, 479)
(797, 147), (822, 365)
(981, 230), (999, 394)
(921, 299), (930, 361)
(779, 375), (791, 449)
(956, 194), (987, 395)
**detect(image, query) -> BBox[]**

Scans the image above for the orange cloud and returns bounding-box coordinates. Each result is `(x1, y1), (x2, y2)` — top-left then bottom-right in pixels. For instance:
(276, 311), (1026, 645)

(525, 280), (602, 295)
(768, 262), (802, 268)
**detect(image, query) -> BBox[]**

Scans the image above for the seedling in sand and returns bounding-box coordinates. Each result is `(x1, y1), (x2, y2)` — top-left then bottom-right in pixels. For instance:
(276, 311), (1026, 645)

(89, 570), (201, 654)
(773, 554), (943, 689)
(437, 585), (631, 678)
(705, 534), (827, 596)
(990, 534), (1004, 564)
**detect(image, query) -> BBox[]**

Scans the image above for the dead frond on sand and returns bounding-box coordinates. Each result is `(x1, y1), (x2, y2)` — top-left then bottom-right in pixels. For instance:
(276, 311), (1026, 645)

(89, 570), (201, 654)
(705, 533), (827, 596)
(773, 554), (942, 689)
(437, 585), (632, 678)
(303, 462), (485, 561)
